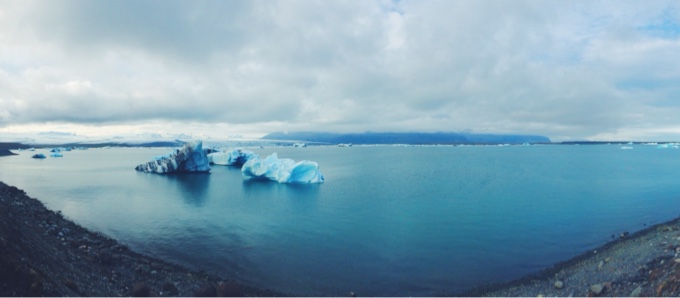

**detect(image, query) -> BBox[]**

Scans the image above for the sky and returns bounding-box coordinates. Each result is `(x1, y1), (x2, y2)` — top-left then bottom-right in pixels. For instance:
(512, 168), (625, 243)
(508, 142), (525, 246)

(1, 0), (680, 142)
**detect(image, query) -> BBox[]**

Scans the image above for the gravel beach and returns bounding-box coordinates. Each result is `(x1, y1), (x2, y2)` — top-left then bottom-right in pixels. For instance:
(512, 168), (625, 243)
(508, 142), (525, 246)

(1, 175), (679, 297)
(472, 218), (680, 297)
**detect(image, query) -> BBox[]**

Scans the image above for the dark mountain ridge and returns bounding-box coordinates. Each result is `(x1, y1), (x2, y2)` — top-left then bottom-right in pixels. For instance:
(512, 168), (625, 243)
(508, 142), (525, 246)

(262, 132), (551, 145)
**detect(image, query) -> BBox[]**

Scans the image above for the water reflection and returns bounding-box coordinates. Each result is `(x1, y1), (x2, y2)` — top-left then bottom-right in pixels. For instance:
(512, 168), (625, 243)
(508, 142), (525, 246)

(284, 183), (321, 199)
(166, 173), (211, 206)
(241, 179), (321, 200)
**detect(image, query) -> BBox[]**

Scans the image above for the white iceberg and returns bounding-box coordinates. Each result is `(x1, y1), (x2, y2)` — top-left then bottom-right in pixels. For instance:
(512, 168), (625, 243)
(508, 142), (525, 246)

(241, 153), (324, 184)
(135, 140), (210, 174)
(208, 149), (258, 166)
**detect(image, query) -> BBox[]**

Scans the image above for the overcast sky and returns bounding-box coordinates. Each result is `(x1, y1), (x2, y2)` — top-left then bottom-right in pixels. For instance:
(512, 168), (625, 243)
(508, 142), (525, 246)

(1, 0), (679, 141)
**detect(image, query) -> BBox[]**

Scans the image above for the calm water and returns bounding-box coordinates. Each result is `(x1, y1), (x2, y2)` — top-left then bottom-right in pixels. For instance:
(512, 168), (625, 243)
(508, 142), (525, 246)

(1, 145), (679, 296)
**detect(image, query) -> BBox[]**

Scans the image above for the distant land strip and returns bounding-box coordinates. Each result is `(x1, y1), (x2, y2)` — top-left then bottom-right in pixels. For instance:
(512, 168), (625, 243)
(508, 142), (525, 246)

(261, 132), (551, 145)
(0, 141), (185, 150)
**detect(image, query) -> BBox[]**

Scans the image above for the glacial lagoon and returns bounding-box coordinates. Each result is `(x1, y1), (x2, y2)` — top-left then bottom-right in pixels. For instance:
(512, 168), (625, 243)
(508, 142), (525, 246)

(1, 144), (679, 296)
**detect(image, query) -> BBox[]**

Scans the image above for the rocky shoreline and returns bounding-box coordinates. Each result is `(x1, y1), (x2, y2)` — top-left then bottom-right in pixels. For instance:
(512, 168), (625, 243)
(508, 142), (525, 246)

(470, 217), (680, 297)
(0, 181), (282, 297)
(2, 176), (679, 297)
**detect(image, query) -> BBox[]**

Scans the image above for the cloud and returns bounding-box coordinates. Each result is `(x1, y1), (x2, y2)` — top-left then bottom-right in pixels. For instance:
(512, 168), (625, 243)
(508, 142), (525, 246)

(1, 0), (680, 141)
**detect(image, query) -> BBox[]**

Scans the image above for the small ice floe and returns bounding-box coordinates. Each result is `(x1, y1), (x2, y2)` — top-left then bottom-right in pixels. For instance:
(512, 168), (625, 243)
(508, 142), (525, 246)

(31, 153), (46, 159)
(241, 153), (324, 184)
(621, 146), (634, 150)
(50, 153), (63, 157)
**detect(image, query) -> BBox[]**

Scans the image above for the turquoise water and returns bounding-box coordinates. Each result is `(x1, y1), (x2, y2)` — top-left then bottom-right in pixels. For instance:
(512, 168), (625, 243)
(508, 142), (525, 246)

(1, 145), (679, 296)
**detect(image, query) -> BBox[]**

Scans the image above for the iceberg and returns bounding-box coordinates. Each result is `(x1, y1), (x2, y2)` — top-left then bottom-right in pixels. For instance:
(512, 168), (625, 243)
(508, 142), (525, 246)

(208, 149), (258, 166)
(50, 153), (63, 157)
(31, 153), (46, 159)
(241, 153), (324, 184)
(203, 147), (221, 154)
(135, 140), (211, 174)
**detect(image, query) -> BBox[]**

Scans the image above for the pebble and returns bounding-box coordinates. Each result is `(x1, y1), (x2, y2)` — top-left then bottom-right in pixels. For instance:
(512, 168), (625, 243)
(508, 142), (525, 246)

(598, 260), (604, 269)
(162, 283), (178, 296)
(130, 282), (150, 297)
(590, 284), (604, 295)
(675, 258), (680, 263)
(99, 251), (113, 265)
(194, 284), (216, 297)
(554, 280), (564, 289)
(216, 280), (244, 297)
(63, 279), (79, 293)
(630, 286), (642, 297)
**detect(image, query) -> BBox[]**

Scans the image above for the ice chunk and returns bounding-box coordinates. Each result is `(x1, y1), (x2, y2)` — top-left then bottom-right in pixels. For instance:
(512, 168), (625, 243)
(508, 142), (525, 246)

(50, 153), (63, 157)
(241, 153), (324, 183)
(32, 153), (46, 159)
(50, 147), (73, 152)
(208, 149), (258, 166)
(203, 147), (221, 154)
(135, 140), (210, 174)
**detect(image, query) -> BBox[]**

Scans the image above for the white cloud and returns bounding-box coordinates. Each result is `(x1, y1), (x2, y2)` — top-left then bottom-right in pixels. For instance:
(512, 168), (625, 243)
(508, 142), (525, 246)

(0, 0), (679, 141)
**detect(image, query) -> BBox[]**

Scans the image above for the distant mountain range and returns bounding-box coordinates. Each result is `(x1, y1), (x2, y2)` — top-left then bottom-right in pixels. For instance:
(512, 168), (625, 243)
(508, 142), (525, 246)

(261, 132), (551, 145)
(1, 132), (551, 148)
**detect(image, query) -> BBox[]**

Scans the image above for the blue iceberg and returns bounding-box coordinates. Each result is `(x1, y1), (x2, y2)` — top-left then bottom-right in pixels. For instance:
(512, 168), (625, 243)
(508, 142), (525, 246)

(208, 149), (258, 166)
(241, 153), (324, 184)
(50, 153), (63, 157)
(135, 140), (210, 174)
(32, 153), (46, 159)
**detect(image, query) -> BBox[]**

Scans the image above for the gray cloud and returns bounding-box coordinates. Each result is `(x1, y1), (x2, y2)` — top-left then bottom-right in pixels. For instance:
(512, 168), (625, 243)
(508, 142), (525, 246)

(1, 0), (680, 140)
